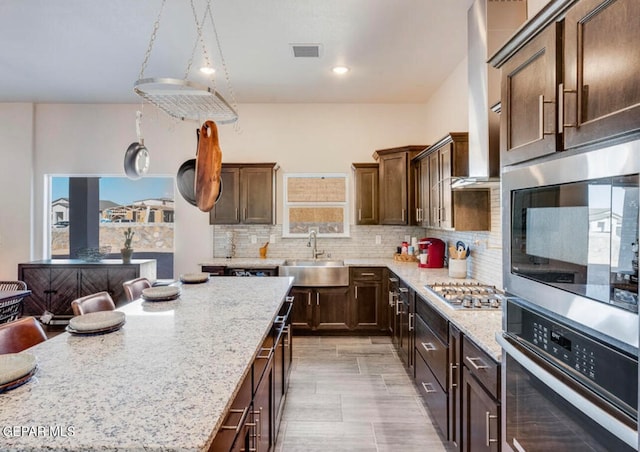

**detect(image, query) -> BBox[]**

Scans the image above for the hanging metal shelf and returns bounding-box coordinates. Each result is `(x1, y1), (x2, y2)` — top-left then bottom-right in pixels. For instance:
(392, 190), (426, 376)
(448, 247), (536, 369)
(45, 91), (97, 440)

(134, 77), (238, 124)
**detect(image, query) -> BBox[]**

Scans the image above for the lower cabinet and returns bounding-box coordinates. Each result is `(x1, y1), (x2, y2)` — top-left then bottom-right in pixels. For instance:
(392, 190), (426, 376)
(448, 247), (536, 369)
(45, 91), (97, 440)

(290, 286), (350, 332)
(461, 336), (500, 452)
(211, 296), (293, 451)
(18, 260), (156, 317)
(350, 267), (386, 332)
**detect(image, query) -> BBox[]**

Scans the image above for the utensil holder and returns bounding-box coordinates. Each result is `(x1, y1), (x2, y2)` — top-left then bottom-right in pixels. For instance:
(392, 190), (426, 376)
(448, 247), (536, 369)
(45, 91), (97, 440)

(449, 258), (467, 278)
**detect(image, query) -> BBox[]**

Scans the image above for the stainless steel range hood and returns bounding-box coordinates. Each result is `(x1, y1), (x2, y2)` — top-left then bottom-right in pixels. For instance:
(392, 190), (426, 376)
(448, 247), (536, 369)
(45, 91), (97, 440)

(455, 0), (526, 189)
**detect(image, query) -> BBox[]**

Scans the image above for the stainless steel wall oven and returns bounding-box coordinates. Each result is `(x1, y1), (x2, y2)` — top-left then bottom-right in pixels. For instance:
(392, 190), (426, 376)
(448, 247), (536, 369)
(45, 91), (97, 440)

(501, 140), (640, 450)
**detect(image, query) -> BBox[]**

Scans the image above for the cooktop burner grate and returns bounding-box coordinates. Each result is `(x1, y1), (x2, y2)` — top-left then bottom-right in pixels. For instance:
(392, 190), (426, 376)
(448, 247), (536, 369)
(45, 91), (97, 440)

(424, 281), (504, 310)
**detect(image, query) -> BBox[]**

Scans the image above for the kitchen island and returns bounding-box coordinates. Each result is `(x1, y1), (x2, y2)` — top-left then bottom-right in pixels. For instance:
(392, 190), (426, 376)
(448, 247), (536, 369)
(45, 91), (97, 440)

(0, 276), (294, 451)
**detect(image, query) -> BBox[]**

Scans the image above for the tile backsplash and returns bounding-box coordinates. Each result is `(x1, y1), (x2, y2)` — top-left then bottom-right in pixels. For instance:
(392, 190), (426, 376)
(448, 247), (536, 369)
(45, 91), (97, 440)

(212, 187), (503, 288)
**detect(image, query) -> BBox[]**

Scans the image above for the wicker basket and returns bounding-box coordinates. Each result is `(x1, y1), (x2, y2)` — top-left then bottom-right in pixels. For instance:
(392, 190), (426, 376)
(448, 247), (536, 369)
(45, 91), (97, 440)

(393, 253), (418, 263)
(0, 280), (27, 324)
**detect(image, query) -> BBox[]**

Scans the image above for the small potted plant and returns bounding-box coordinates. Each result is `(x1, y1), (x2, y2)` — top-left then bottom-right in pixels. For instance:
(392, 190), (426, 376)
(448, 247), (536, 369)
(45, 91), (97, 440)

(121, 227), (134, 264)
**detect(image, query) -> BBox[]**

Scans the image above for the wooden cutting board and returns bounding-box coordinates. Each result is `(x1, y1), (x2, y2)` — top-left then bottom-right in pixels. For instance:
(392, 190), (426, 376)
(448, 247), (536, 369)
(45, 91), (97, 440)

(194, 120), (222, 212)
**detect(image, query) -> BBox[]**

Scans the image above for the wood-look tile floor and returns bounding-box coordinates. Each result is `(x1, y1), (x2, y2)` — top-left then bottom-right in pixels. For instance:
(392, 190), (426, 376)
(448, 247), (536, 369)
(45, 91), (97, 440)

(274, 336), (454, 452)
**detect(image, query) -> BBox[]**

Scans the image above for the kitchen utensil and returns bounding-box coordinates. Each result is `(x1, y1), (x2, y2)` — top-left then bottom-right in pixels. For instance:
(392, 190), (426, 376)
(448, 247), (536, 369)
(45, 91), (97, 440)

(176, 130), (222, 207)
(195, 120), (223, 212)
(124, 111), (150, 180)
(259, 242), (269, 259)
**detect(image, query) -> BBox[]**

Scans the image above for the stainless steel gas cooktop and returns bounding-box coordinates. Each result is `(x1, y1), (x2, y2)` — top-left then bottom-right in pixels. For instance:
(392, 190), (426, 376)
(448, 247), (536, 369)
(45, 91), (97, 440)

(424, 281), (504, 310)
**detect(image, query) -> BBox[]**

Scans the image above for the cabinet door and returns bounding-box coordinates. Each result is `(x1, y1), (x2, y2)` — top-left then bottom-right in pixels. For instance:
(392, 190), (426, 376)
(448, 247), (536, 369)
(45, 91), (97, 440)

(351, 280), (382, 330)
(563, 0), (640, 150)
(314, 287), (350, 331)
(289, 288), (313, 332)
(210, 167), (241, 224)
(379, 152), (408, 225)
(241, 167), (273, 224)
(462, 367), (500, 452)
(78, 267), (109, 298)
(439, 145), (453, 230)
(253, 351), (273, 452)
(449, 325), (462, 447)
(419, 157), (431, 227)
(429, 152), (440, 227)
(353, 164), (379, 225)
(48, 268), (79, 316)
(501, 22), (559, 166)
(19, 267), (50, 316)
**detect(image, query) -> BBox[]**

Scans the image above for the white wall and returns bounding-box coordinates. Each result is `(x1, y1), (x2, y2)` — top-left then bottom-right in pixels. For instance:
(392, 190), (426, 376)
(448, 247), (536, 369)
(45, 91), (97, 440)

(0, 54), (474, 280)
(0, 104), (34, 279)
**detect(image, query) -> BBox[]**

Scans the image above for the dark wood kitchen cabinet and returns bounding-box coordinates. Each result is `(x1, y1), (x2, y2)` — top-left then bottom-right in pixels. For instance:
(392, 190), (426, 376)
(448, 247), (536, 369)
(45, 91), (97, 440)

(562, 0), (640, 150)
(414, 133), (489, 231)
(209, 163), (277, 225)
(253, 341), (274, 452)
(209, 370), (253, 451)
(18, 260), (156, 317)
(461, 335), (500, 452)
(448, 324), (462, 448)
(492, 0), (640, 165)
(289, 286), (350, 333)
(352, 163), (379, 225)
(373, 145), (424, 225)
(414, 293), (449, 437)
(498, 21), (561, 166)
(349, 267), (386, 333)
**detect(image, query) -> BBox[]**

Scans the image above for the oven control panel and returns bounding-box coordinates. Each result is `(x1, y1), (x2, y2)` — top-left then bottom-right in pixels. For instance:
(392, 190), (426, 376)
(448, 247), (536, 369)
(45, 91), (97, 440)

(506, 298), (637, 412)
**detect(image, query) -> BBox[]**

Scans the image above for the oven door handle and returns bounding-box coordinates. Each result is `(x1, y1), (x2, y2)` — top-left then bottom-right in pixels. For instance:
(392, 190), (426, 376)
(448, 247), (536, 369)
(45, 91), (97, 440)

(496, 333), (637, 450)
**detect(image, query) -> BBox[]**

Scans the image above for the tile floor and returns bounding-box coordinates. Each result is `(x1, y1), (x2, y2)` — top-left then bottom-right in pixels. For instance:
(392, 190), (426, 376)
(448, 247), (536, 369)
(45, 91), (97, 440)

(274, 336), (454, 452)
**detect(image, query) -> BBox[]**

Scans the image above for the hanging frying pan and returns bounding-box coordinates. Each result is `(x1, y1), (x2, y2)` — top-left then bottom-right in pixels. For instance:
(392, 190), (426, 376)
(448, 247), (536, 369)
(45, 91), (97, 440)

(124, 111), (150, 180)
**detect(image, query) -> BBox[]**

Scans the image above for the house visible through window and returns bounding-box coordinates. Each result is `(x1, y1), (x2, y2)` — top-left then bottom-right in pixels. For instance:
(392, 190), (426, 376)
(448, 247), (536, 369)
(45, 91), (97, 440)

(49, 176), (175, 277)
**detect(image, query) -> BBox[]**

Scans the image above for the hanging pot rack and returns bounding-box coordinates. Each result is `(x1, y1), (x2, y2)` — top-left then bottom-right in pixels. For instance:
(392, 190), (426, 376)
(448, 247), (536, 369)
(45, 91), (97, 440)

(133, 0), (238, 124)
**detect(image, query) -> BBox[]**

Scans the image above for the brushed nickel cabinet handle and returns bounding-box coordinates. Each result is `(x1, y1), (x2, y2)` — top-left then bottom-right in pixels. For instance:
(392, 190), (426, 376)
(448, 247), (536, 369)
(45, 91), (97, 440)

(450, 363), (458, 389)
(401, 208), (405, 222)
(285, 296), (294, 302)
(235, 208), (239, 221)
(388, 291), (396, 307)
(486, 411), (498, 447)
(396, 299), (402, 316)
(316, 292), (319, 306)
(409, 313), (414, 332)
(361, 272), (375, 276)
(538, 94), (555, 139)
(398, 287), (408, 293)
(355, 286), (358, 299)
(422, 382), (437, 394)
(257, 347), (273, 360)
(358, 208), (362, 221)
(389, 277), (398, 283)
(422, 342), (436, 352)
(220, 406), (250, 433)
(559, 82), (577, 128)
(466, 356), (489, 370)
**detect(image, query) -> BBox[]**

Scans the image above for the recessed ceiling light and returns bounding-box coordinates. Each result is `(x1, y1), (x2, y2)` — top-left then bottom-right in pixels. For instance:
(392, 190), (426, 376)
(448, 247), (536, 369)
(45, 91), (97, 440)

(199, 66), (216, 75)
(332, 66), (350, 75)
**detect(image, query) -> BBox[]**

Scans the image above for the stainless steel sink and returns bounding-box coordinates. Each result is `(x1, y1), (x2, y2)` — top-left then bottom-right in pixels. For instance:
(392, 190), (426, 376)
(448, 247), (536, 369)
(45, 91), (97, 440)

(279, 260), (349, 286)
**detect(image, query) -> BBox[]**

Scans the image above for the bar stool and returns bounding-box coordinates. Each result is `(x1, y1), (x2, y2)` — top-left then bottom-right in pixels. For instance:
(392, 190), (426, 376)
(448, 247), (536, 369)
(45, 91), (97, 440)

(71, 292), (116, 316)
(122, 277), (151, 302)
(0, 317), (47, 354)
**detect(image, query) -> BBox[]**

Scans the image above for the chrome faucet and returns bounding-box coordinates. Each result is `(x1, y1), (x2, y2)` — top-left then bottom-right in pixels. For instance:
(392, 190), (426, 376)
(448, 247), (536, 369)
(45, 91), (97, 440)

(307, 230), (325, 259)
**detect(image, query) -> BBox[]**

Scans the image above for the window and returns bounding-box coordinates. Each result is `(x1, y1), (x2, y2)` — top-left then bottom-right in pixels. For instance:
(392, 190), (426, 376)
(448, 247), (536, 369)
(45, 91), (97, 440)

(282, 173), (349, 237)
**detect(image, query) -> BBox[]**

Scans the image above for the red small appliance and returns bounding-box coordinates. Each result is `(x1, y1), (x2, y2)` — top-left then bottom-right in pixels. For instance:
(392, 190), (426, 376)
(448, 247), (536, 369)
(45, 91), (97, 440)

(418, 237), (445, 268)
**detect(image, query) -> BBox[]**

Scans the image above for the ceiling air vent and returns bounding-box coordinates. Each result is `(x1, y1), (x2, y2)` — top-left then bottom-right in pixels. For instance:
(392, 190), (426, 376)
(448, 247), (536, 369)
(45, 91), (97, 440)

(291, 44), (321, 58)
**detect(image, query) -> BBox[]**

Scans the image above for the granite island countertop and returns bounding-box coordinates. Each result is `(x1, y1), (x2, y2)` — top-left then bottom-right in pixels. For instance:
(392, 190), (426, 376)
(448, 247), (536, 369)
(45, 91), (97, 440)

(0, 276), (294, 452)
(201, 258), (503, 361)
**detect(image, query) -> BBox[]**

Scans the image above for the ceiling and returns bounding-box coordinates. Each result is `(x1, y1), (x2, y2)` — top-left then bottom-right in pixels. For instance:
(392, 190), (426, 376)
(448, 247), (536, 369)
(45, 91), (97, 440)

(0, 0), (474, 104)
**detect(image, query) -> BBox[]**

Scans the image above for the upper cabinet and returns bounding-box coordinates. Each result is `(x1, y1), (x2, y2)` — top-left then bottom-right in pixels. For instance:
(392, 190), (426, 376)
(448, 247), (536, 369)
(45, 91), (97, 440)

(373, 145), (425, 225)
(352, 163), (379, 225)
(562, 0), (640, 150)
(499, 22), (561, 166)
(413, 133), (490, 232)
(209, 163), (277, 225)
(491, 0), (640, 166)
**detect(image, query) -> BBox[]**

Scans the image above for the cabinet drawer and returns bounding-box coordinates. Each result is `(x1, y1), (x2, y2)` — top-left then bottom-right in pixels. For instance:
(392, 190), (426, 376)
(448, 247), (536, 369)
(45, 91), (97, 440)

(415, 353), (447, 437)
(415, 314), (447, 390)
(201, 265), (226, 276)
(415, 295), (448, 344)
(462, 335), (500, 399)
(350, 267), (382, 281)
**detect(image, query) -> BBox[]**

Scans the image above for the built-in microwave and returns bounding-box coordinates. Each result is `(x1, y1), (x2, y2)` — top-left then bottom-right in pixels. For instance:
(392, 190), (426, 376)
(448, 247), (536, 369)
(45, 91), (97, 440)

(502, 140), (640, 353)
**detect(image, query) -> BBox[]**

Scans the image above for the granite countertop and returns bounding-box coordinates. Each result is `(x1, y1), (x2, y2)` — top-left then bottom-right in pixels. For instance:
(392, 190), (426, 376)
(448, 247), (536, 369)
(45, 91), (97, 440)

(0, 277), (294, 452)
(200, 258), (503, 361)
